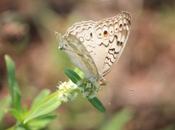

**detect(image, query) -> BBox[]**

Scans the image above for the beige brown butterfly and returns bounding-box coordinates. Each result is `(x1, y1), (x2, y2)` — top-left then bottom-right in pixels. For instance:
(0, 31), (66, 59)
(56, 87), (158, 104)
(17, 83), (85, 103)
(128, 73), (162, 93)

(57, 12), (131, 82)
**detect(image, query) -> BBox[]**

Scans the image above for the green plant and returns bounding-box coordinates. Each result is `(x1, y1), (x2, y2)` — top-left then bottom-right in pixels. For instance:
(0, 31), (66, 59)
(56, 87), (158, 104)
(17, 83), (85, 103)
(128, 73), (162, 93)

(2, 55), (105, 130)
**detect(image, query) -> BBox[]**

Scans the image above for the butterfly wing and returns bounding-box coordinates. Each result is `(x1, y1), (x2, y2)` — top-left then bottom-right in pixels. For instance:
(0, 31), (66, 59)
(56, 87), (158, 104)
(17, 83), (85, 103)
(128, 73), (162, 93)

(61, 12), (131, 80)
(100, 12), (131, 76)
(58, 33), (99, 81)
(64, 20), (105, 80)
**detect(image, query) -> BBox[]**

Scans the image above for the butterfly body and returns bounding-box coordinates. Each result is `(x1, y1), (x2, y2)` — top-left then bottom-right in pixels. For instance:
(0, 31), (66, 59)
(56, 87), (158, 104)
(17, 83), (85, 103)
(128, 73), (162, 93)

(58, 12), (131, 81)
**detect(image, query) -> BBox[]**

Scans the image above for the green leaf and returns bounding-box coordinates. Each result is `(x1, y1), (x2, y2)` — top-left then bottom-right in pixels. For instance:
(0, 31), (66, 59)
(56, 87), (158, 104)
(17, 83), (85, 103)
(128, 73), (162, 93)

(73, 68), (85, 79)
(27, 114), (56, 130)
(0, 96), (11, 122)
(64, 68), (81, 84)
(5, 55), (22, 112)
(88, 97), (106, 112)
(23, 91), (61, 124)
(100, 109), (133, 130)
(31, 89), (50, 110)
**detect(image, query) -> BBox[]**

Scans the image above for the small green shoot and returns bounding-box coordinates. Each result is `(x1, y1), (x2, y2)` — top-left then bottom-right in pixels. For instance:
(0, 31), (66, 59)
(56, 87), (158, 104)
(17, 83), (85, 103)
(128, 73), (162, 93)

(5, 55), (22, 112)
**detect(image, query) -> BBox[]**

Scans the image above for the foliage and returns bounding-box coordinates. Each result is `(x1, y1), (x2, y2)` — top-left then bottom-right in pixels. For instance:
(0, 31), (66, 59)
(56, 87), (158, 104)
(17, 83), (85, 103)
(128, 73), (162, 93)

(1, 55), (107, 130)
(0, 55), (134, 130)
(4, 55), (61, 130)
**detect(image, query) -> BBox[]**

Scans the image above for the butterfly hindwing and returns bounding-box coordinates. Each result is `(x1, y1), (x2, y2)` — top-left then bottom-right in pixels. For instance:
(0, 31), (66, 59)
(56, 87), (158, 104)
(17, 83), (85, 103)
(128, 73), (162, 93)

(102, 12), (131, 76)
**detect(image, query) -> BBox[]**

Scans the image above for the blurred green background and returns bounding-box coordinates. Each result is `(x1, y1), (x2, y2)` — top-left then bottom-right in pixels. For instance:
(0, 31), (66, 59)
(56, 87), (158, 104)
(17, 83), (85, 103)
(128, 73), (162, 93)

(0, 0), (175, 130)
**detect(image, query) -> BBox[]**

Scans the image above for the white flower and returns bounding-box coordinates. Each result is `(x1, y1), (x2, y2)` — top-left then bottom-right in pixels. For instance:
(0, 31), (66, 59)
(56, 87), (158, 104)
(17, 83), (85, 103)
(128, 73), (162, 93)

(57, 78), (99, 102)
(57, 80), (79, 103)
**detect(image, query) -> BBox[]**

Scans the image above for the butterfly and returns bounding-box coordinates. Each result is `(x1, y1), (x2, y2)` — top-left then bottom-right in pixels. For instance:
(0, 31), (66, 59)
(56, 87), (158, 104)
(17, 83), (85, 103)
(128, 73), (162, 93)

(57, 12), (131, 82)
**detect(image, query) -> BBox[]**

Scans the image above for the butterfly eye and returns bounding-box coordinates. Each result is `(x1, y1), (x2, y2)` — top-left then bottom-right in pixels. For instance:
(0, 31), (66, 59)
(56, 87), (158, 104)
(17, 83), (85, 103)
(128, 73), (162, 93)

(96, 29), (102, 39)
(61, 43), (68, 49)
